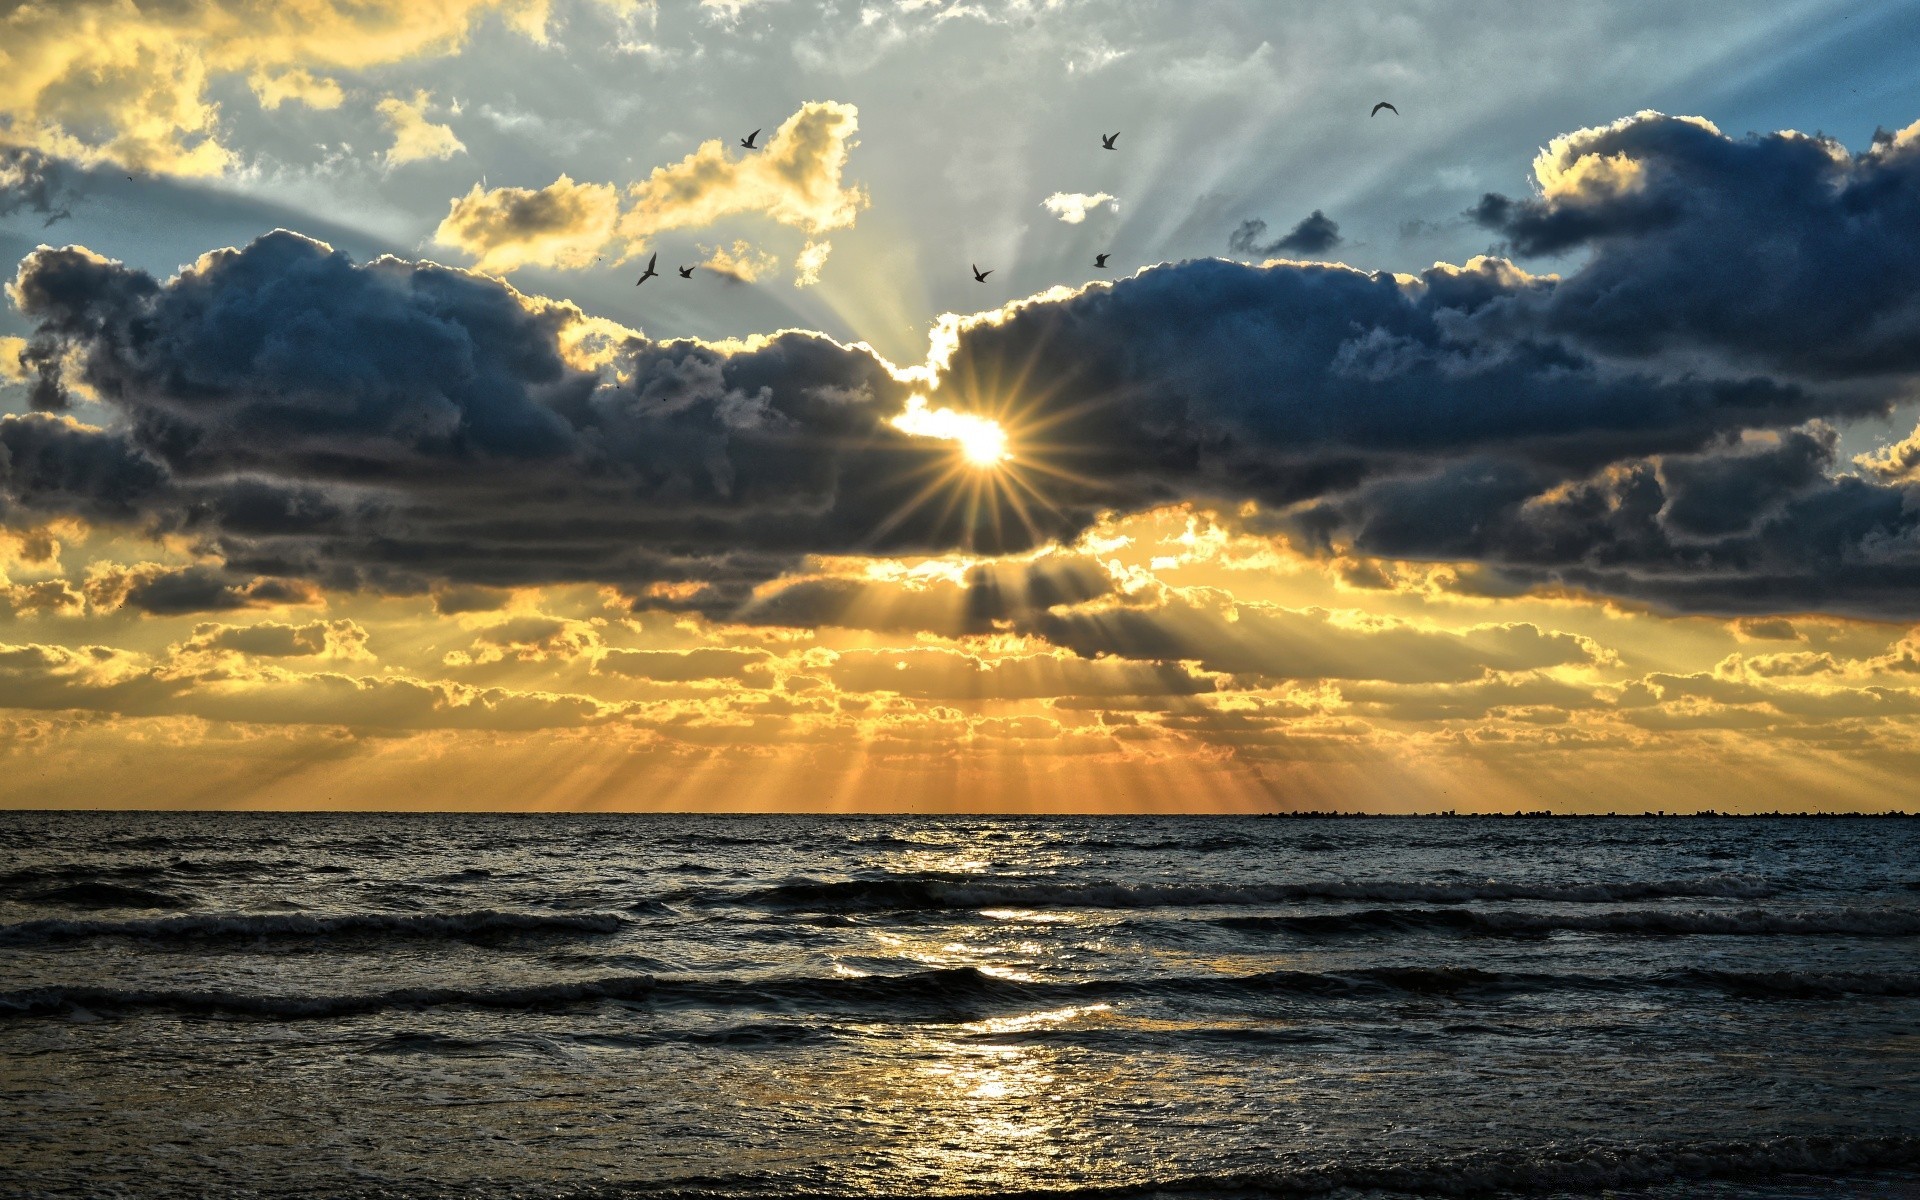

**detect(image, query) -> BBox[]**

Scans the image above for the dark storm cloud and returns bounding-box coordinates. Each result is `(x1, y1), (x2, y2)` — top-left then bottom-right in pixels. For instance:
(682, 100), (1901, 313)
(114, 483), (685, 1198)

(0, 148), (75, 226)
(4, 231), (1088, 608)
(932, 254), (1842, 516)
(1289, 427), (1920, 617)
(1470, 113), (1920, 377)
(1023, 600), (1600, 685)
(12, 113), (1920, 620)
(1228, 210), (1342, 256)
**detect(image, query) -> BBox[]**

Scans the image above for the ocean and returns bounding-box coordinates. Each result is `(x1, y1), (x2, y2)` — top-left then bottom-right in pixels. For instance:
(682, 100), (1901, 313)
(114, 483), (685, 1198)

(2, 812), (1917, 1199)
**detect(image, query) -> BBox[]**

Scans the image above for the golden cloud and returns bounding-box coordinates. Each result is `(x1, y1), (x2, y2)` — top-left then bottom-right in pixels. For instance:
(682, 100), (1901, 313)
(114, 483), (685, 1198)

(0, 0), (559, 174)
(434, 174), (622, 272)
(699, 240), (781, 283)
(430, 101), (866, 275)
(248, 68), (345, 112)
(377, 91), (465, 166)
(617, 100), (868, 250)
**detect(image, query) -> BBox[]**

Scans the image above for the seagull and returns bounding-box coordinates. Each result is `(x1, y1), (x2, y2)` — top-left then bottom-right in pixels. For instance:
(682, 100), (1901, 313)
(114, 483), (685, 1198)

(1371, 101), (1398, 117)
(1094, 253), (1109, 268)
(677, 265), (694, 279)
(972, 264), (992, 282)
(739, 128), (761, 149)
(635, 253), (659, 285)
(1101, 132), (1119, 149)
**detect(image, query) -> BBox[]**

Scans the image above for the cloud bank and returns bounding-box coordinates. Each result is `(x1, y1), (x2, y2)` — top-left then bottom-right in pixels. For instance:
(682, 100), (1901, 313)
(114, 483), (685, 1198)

(9, 112), (1920, 621)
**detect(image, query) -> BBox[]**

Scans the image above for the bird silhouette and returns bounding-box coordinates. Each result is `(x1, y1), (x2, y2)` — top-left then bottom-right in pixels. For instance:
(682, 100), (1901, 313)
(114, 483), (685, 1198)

(1094, 253), (1109, 268)
(740, 128), (761, 149)
(677, 265), (694, 279)
(635, 253), (659, 285)
(972, 265), (992, 282)
(1371, 102), (1398, 117)
(1101, 132), (1119, 149)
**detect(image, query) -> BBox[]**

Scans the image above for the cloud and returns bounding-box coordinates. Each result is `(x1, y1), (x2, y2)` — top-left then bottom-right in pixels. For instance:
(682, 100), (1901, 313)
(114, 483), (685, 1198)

(434, 175), (621, 273)
(0, 0), (557, 175)
(427, 101), (866, 275)
(377, 91), (466, 166)
(248, 68), (345, 112)
(597, 647), (772, 682)
(1028, 596), (1602, 685)
(1469, 111), (1920, 377)
(1287, 426), (1920, 616)
(1854, 421), (1920, 483)
(3, 230), (1017, 609)
(84, 564), (324, 616)
(0, 336), (28, 383)
(699, 240), (781, 283)
(617, 101), (868, 249)
(179, 619), (370, 659)
(16, 112), (1920, 620)
(738, 554), (1116, 636)
(793, 239), (832, 288)
(0, 148), (75, 225)
(0, 640), (616, 730)
(1229, 210), (1342, 256)
(1041, 192), (1118, 224)
(825, 648), (1213, 700)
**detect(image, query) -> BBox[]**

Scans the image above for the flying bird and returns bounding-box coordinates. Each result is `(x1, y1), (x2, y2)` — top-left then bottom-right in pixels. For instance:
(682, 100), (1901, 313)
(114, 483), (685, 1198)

(1101, 132), (1119, 149)
(1094, 253), (1109, 268)
(972, 265), (992, 282)
(635, 253), (659, 285)
(678, 265), (695, 279)
(740, 128), (761, 149)
(1371, 102), (1398, 117)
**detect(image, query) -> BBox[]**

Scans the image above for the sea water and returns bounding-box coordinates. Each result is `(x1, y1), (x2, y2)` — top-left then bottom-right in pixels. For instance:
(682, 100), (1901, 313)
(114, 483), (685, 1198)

(2, 812), (1917, 1198)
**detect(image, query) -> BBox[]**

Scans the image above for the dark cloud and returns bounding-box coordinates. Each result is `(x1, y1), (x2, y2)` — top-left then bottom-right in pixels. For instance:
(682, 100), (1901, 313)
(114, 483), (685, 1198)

(1026, 598), (1599, 684)
(12, 113), (1920, 621)
(3, 231), (1067, 607)
(932, 254), (1842, 518)
(1469, 113), (1920, 377)
(737, 556), (1115, 635)
(1229, 210), (1342, 256)
(179, 619), (362, 657)
(0, 148), (75, 226)
(1289, 427), (1920, 617)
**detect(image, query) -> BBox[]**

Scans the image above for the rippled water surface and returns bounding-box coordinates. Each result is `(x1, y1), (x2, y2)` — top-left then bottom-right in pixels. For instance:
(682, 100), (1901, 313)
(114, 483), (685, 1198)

(3, 812), (1918, 1199)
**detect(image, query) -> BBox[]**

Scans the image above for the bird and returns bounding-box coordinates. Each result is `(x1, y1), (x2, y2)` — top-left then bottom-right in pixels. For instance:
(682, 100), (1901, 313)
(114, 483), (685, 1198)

(1371, 101), (1398, 117)
(972, 265), (992, 282)
(1101, 132), (1119, 149)
(739, 128), (761, 149)
(1094, 253), (1109, 268)
(677, 265), (694, 279)
(634, 253), (659, 285)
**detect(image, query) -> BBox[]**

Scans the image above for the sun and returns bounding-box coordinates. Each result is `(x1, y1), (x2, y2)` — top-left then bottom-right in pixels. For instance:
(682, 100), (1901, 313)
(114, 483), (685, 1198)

(957, 420), (1009, 467)
(892, 395), (1010, 467)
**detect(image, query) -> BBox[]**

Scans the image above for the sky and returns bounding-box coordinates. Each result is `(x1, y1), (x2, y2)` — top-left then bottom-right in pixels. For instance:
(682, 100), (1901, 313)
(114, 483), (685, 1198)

(4, 0), (1920, 812)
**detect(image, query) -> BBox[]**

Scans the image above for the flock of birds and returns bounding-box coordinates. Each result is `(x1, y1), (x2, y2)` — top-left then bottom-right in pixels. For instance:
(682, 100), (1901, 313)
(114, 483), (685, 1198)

(637, 104), (1398, 288)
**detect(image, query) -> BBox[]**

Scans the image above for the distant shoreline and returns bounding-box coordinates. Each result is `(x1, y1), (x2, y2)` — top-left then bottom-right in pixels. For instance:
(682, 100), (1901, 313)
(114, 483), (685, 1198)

(2, 808), (1916, 819)
(1257, 810), (1919, 819)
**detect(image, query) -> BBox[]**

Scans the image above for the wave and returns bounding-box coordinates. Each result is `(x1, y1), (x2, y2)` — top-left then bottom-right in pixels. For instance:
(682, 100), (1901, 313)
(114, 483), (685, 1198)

(1665, 968), (1920, 999)
(1217, 905), (1920, 938)
(735, 874), (1779, 912)
(590, 1135), (1920, 1200)
(0, 908), (628, 947)
(17, 882), (193, 910)
(10, 962), (1915, 1022)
